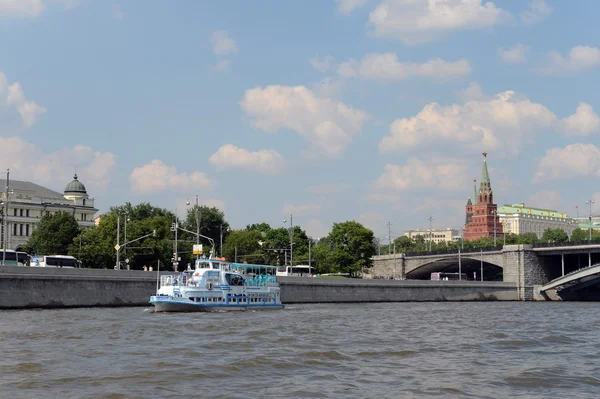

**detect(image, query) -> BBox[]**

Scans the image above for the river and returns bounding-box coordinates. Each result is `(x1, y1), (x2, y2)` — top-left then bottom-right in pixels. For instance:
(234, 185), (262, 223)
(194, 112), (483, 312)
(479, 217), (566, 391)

(0, 302), (599, 398)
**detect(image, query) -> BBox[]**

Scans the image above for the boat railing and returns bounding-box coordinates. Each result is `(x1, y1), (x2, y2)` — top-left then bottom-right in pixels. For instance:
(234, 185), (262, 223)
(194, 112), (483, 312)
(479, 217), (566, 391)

(160, 273), (193, 287)
(245, 275), (277, 286)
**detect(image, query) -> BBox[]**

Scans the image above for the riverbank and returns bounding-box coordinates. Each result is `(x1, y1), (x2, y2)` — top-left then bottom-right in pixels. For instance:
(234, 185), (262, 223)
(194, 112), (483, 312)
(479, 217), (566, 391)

(0, 266), (518, 309)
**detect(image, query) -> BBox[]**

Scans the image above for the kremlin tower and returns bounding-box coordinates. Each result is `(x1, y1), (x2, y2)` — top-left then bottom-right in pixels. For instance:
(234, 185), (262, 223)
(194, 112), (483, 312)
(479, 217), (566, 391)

(463, 153), (503, 241)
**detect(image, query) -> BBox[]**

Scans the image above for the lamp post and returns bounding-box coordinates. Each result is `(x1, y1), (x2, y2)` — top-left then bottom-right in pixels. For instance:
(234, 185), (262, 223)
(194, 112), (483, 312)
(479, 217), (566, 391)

(458, 246), (462, 280)
(2, 169), (10, 265)
(186, 195), (200, 259)
(428, 216), (434, 252)
(586, 199), (594, 241)
(492, 209), (497, 246)
(480, 248), (483, 282)
(115, 213), (121, 270)
(283, 215), (293, 266)
(393, 241), (396, 280)
(220, 224), (227, 257)
(124, 212), (130, 269)
(459, 227), (464, 250)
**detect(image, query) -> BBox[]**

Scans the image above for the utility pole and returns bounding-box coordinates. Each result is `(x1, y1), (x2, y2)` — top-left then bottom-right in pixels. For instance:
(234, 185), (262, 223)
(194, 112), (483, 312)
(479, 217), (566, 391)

(115, 214), (120, 270)
(386, 221), (392, 255)
(284, 215), (293, 266)
(2, 169), (9, 265)
(220, 224), (225, 257)
(428, 216), (434, 252)
(586, 199), (595, 241)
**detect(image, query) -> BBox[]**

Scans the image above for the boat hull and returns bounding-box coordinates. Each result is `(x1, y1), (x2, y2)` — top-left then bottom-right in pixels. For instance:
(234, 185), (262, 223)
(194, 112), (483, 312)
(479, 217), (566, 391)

(150, 296), (284, 312)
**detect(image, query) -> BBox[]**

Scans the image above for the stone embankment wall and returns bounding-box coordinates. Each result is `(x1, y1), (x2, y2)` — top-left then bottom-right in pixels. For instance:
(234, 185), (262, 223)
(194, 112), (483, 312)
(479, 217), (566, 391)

(0, 266), (518, 309)
(278, 277), (518, 303)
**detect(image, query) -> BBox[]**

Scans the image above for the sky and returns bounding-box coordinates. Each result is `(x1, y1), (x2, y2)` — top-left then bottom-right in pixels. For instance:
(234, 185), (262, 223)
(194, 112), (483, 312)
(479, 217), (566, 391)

(1, 0), (600, 241)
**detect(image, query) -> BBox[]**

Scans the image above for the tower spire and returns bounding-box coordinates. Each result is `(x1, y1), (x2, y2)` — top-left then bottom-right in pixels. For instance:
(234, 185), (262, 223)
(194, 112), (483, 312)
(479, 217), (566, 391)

(478, 152), (493, 204)
(472, 178), (477, 204)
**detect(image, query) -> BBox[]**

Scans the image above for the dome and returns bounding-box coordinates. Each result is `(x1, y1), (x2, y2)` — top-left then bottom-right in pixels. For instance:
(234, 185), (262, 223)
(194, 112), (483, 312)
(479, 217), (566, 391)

(64, 174), (87, 194)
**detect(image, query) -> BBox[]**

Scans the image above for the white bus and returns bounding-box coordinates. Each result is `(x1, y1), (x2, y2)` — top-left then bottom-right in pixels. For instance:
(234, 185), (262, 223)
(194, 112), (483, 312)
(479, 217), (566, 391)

(276, 265), (315, 277)
(31, 255), (80, 268)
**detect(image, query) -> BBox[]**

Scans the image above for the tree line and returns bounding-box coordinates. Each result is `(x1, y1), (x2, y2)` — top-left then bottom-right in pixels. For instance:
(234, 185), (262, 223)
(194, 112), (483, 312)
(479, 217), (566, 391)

(22, 202), (377, 276)
(379, 227), (600, 255)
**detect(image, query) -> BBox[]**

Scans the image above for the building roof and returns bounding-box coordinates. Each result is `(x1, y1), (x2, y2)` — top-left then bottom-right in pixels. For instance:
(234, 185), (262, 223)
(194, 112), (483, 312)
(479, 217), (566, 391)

(0, 178), (66, 202)
(498, 203), (568, 218)
(64, 174), (87, 194)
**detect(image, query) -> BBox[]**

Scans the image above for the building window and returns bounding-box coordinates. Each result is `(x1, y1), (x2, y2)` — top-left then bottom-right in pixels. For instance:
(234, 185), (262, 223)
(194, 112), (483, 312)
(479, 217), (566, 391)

(19, 209), (23, 217)
(13, 223), (17, 235)
(83, 199), (86, 206)
(26, 224), (30, 236)
(19, 224), (23, 236)
(26, 209), (30, 217)
(13, 208), (17, 216)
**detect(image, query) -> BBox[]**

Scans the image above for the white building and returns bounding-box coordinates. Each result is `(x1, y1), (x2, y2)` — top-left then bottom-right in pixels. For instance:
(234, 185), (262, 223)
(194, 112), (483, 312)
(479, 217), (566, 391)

(0, 174), (98, 250)
(404, 228), (459, 244)
(497, 203), (577, 238)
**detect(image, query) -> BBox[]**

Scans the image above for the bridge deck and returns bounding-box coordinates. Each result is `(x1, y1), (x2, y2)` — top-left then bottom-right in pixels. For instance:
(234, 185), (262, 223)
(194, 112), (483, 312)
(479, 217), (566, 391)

(540, 263), (600, 292)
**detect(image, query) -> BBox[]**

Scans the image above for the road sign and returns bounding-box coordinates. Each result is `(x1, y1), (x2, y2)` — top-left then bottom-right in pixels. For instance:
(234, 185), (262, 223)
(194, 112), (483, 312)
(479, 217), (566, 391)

(114, 244), (120, 251)
(193, 244), (203, 255)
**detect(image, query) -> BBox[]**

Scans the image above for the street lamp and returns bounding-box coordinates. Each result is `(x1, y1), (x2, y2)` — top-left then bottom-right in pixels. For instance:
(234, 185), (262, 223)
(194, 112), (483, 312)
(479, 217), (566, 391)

(459, 227), (464, 250)
(491, 209), (497, 246)
(124, 212), (130, 269)
(586, 199), (595, 241)
(283, 215), (293, 266)
(2, 168), (10, 266)
(427, 216), (434, 252)
(219, 224), (228, 258)
(186, 195), (200, 259)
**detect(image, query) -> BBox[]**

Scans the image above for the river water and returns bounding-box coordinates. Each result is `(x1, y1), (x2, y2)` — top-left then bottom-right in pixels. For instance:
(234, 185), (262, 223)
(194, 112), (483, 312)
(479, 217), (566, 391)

(1, 302), (599, 398)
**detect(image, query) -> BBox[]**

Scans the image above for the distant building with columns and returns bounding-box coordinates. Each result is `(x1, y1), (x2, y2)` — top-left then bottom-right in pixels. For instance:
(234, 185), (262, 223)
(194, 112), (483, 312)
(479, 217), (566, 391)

(498, 203), (577, 238)
(0, 174), (97, 250)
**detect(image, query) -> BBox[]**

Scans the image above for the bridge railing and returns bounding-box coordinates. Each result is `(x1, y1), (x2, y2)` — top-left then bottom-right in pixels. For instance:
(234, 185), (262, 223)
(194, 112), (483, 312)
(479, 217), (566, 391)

(404, 246), (503, 257)
(532, 239), (600, 248)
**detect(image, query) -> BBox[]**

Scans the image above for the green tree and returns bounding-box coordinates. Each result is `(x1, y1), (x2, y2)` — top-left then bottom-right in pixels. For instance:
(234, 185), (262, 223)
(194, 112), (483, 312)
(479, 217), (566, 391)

(516, 232), (538, 245)
(183, 205), (229, 256)
(311, 237), (335, 274)
(571, 228), (587, 241)
(327, 221), (376, 276)
(222, 229), (264, 263)
(25, 211), (80, 255)
(541, 228), (569, 243)
(393, 236), (415, 253)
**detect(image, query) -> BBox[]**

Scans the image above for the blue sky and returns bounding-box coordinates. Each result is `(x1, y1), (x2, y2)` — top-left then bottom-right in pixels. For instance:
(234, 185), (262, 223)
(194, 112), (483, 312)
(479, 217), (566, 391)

(1, 0), (600, 240)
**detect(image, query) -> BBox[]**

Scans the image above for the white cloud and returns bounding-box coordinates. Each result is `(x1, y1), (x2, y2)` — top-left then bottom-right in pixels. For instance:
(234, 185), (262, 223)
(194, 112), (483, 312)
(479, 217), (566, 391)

(0, 136), (116, 191)
(525, 190), (563, 212)
(129, 160), (214, 194)
(561, 102), (600, 136)
(379, 87), (577, 157)
(211, 30), (238, 57)
(374, 157), (469, 192)
(337, 53), (471, 81)
(52, 0), (80, 9)
(539, 45), (600, 75)
(356, 212), (385, 235)
(112, 4), (125, 20)
(309, 55), (335, 73)
(520, 0), (552, 25)
(209, 144), (284, 174)
(0, 0), (45, 17)
(534, 144), (600, 182)
(303, 219), (329, 239)
(368, 0), (510, 45)
(306, 183), (351, 194)
(215, 60), (231, 72)
(282, 202), (322, 216)
(310, 77), (345, 99)
(1, 73), (46, 127)
(240, 85), (368, 157)
(498, 44), (530, 65)
(459, 82), (484, 102)
(336, 0), (368, 15)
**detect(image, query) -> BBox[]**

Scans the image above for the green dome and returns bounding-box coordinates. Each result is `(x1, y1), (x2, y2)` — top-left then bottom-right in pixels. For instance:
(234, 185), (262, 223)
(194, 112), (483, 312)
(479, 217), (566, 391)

(64, 174), (87, 194)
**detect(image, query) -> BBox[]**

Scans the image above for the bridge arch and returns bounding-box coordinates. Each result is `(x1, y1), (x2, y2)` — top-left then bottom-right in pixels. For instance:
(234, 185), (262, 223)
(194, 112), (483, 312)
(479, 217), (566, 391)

(406, 255), (504, 281)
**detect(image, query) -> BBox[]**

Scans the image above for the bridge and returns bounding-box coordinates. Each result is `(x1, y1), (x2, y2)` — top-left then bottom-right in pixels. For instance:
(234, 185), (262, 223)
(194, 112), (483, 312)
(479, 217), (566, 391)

(372, 241), (600, 301)
(539, 263), (600, 301)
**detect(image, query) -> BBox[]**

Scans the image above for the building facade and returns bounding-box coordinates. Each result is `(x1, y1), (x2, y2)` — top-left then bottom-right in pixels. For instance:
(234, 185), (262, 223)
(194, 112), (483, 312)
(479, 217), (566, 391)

(463, 152), (503, 241)
(404, 228), (459, 244)
(0, 174), (97, 250)
(498, 203), (577, 238)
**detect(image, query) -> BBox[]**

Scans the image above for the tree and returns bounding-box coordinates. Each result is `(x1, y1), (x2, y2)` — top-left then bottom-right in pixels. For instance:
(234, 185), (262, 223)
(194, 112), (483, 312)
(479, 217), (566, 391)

(183, 205), (229, 256)
(222, 229), (264, 263)
(541, 228), (568, 243)
(516, 232), (538, 245)
(393, 236), (415, 253)
(25, 211), (80, 255)
(327, 221), (376, 276)
(571, 228), (587, 241)
(311, 237), (335, 274)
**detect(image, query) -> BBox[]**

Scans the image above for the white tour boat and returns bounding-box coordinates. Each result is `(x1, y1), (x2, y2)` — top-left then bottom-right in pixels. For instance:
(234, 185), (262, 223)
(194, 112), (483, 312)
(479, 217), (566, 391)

(149, 258), (285, 312)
